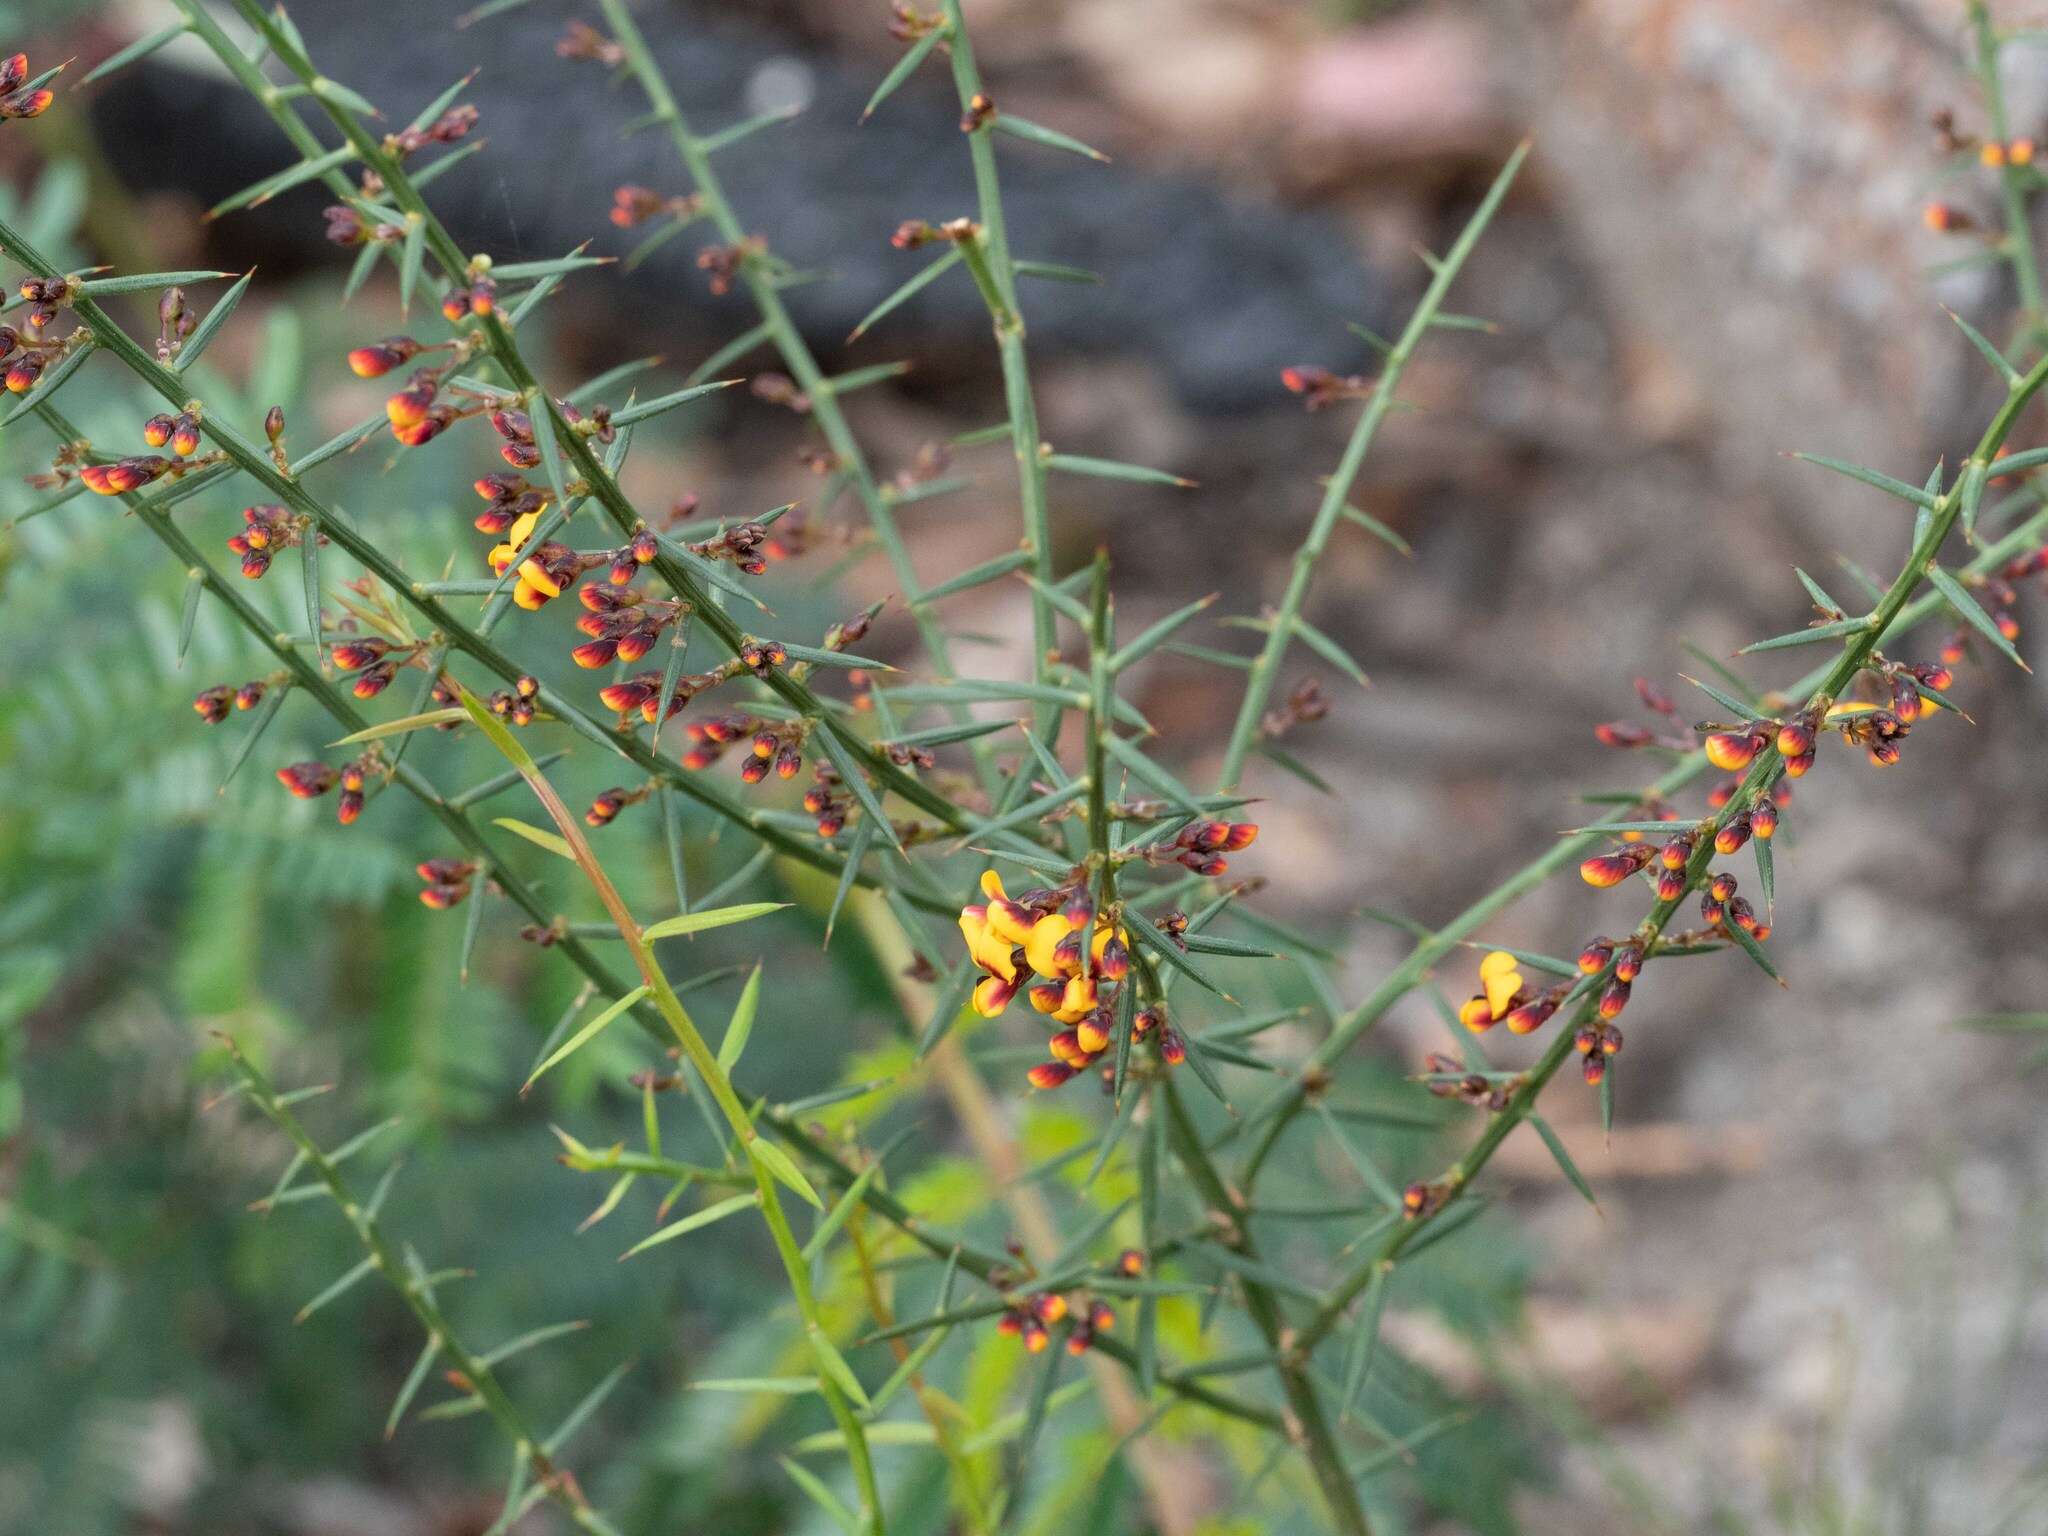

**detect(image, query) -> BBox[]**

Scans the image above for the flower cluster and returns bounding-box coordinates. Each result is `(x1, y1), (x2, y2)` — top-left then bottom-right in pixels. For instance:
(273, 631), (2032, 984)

(277, 750), (379, 825)
(416, 858), (478, 909)
(993, 1291), (1116, 1355)
(225, 504), (311, 578)
(330, 637), (425, 700)
(959, 870), (1147, 1090)
(0, 53), (54, 120)
(192, 680), (267, 722)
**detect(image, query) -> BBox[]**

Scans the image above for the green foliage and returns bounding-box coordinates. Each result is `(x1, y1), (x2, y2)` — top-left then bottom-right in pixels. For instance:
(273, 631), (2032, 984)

(8, 2), (2048, 1534)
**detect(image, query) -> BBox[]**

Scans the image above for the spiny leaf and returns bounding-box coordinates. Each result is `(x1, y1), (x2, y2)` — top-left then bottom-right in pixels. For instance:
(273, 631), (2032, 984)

(79, 21), (188, 85)
(823, 360), (911, 396)
(641, 902), (789, 941)
(1735, 616), (1870, 654)
(208, 147), (355, 218)
(619, 1191), (759, 1259)
(294, 1256), (376, 1323)
(749, 1138), (823, 1209)
(608, 379), (742, 428)
(715, 965), (763, 1073)
(329, 708), (469, 745)
(1678, 672), (1758, 721)
(521, 986), (653, 1095)
(493, 817), (575, 860)
(1291, 613), (1371, 687)
(807, 1327), (870, 1407)
(1723, 914), (1785, 987)
(689, 1376), (819, 1394)
(778, 1457), (861, 1536)
(698, 103), (802, 155)
(175, 271), (254, 371)
(823, 815), (876, 945)
(1044, 452), (1193, 488)
(1946, 306), (2021, 386)
(544, 1359), (634, 1455)
(1014, 259), (1102, 285)
(1339, 503), (1412, 556)
(1927, 563), (2031, 671)
(861, 22), (949, 122)
(687, 321), (773, 386)
(917, 548), (1036, 603)
(79, 268), (235, 297)
(849, 246), (962, 342)
(1791, 452), (1940, 508)
(219, 685), (289, 793)
(487, 252), (614, 282)
(992, 113), (1109, 162)
(1528, 1114), (1599, 1209)
(1109, 592), (1218, 672)
(1338, 1263), (1390, 1423)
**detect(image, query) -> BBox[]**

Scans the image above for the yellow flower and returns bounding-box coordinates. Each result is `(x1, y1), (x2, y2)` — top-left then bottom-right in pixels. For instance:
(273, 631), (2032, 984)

(1460, 949), (1527, 1032)
(1024, 912), (1075, 978)
(958, 906), (1018, 984)
(972, 974), (1019, 1017)
(488, 509), (541, 576)
(1479, 950), (1523, 1018)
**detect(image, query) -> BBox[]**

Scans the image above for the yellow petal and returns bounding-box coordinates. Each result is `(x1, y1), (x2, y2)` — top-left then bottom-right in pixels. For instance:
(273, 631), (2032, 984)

(1479, 951), (1523, 1018)
(980, 869), (1008, 902)
(506, 510), (539, 548)
(1025, 913), (1075, 978)
(987, 898), (1035, 949)
(1053, 975), (1097, 1023)
(518, 556), (563, 599)
(972, 976), (1015, 1017)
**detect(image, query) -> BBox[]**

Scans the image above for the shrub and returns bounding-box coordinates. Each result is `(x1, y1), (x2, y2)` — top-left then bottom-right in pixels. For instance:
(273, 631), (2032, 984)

(6, 2), (2048, 1532)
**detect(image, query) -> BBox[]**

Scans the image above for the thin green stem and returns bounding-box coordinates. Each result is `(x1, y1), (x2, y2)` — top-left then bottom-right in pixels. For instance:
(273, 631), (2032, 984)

(1293, 349), (2048, 1357)
(1159, 1080), (1371, 1536)
(1972, 2), (2046, 343)
(592, 0), (1004, 800)
(1213, 143), (1528, 792)
(220, 1040), (621, 1535)
(213, 0), (1047, 850)
(1229, 492), (2048, 1189)
(455, 695), (887, 1535)
(934, 0), (1057, 709)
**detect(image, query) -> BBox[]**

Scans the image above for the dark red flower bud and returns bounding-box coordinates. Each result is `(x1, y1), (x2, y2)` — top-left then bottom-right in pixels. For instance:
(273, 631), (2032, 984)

(1579, 845), (1654, 888)
(1714, 813), (1753, 855)
(235, 682), (266, 710)
(330, 639), (391, 671)
(352, 663), (397, 699)
(1577, 938), (1613, 975)
(277, 761), (338, 798)
(193, 685), (233, 723)
(1027, 1060), (1076, 1090)
(1594, 721), (1653, 748)
(351, 336), (424, 378)
(80, 456), (171, 495)
(1597, 979), (1630, 1020)
(1703, 730), (1763, 773)
(143, 412), (177, 448)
